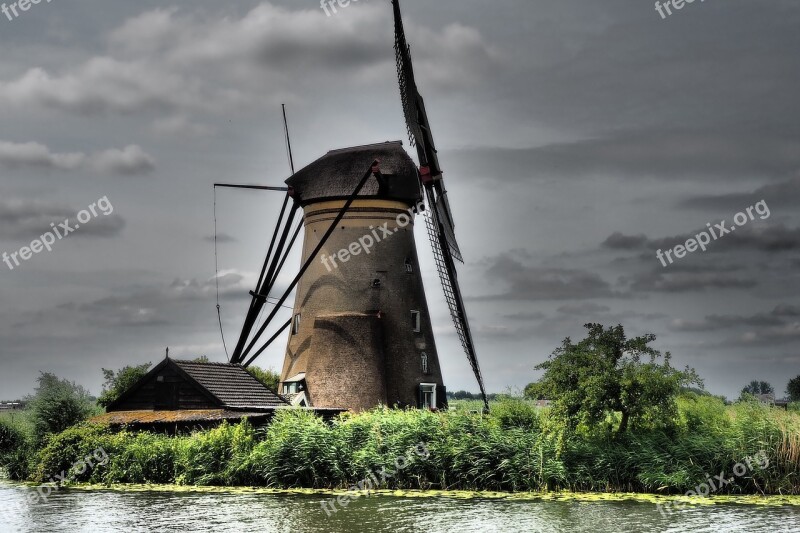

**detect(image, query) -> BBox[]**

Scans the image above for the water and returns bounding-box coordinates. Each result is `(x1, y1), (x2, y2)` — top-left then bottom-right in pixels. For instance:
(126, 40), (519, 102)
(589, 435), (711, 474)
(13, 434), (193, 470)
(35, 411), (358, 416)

(1, 482), (799, 533)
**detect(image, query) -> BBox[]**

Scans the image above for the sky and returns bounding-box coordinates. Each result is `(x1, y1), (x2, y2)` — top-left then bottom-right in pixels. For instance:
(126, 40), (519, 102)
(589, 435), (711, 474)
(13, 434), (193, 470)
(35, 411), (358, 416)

(1, 0), (798, 401)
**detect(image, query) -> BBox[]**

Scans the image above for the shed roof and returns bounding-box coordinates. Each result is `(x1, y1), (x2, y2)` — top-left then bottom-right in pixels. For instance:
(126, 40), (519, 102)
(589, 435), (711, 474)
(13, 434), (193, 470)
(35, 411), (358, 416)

(90, 409), (271, 425)
(172, 360), (289, 410)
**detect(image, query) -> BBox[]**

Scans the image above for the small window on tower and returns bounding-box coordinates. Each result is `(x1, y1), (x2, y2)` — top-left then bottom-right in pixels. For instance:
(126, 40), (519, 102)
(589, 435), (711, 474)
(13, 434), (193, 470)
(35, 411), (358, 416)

(405, 258), (413, 273)
(292, 314), (301, 335)
(411, 310), (421, 332)
(421, 352), (429, 374)
(419, 383), (437, 409)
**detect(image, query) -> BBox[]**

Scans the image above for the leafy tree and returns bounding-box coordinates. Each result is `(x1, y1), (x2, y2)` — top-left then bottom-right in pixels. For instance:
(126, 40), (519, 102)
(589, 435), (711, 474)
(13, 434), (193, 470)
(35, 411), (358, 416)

(529, 323), (702, 433)
(740, 380), (774, 399)
(25, 373), (95, 445)
(97, 363), (152, 408)
(787, 376), (800, 402)
(246, 366), (280, 393)
(193, 356), (210, 363)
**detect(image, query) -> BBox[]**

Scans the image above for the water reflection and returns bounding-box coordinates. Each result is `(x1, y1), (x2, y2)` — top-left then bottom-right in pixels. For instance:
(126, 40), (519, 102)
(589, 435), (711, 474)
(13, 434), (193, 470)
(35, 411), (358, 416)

(1, 483), (799, 533)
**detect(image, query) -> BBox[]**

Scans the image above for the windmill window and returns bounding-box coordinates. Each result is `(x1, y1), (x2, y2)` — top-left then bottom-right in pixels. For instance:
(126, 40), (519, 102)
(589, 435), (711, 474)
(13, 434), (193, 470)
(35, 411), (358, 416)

(405, 258), (413, 273)
(372, 278), (382, 288)
(421, 352), (429, 374)
(419, 383), (437, 409)
(411, 311), (421, 332)
(292, 314), (301, 335)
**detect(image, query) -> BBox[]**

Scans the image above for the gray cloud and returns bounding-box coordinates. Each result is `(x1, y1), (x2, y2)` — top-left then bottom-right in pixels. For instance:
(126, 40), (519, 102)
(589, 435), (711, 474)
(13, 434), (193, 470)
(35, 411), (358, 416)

(0, 199), (125, 240)
(0, 141), (155, 175)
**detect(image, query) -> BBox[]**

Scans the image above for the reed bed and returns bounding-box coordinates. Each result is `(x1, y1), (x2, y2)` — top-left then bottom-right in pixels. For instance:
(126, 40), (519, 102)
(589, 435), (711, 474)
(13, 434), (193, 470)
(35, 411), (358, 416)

(4, 395), (800, 495)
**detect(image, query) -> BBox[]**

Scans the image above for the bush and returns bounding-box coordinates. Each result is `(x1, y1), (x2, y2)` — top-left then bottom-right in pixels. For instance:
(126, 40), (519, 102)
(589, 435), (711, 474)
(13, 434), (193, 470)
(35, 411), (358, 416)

(27, 373), (96, 446)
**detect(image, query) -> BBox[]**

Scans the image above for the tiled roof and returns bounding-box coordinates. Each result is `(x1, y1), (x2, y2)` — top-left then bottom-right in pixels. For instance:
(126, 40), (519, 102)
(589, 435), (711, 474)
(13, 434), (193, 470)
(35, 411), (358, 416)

(285, 141), (422, 206)
(173, 360), (289, 409)
(90, 409), (272, 425)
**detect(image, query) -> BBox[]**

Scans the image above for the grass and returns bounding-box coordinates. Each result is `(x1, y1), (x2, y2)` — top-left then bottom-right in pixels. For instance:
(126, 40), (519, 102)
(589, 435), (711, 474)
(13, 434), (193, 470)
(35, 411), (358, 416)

(3, 395), (800, 495)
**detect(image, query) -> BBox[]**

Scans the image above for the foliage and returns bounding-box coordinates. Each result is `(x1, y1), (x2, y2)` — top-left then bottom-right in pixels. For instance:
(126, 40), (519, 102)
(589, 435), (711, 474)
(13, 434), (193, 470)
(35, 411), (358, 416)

(97, 363), (151, 408)
(246, 366), (281, 393)
(740, 380), (775, 399)
(787, 376), (800, 402)
(25, 373), (96, 446)
(528, 324), (702, 433)
(9, 400), (800, 495)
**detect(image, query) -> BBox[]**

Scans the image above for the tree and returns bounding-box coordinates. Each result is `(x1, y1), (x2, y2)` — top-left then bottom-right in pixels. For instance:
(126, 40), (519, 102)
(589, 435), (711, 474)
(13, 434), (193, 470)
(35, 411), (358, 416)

(529, 323), (702, 433)
(97, 363), (152, 408)
(25, 373), (95, 445)
(787, 376), (800, 402)
(740, 380), (774, 399)
(246, 366), (280, 393)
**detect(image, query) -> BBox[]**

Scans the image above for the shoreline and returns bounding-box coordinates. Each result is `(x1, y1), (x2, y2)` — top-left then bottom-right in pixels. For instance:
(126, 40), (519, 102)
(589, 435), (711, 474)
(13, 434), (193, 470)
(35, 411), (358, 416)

(3, 480), (800, 507)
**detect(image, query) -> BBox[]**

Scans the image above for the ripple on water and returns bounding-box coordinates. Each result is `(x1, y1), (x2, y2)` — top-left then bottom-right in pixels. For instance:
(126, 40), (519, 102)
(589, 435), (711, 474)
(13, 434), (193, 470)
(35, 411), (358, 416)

(2, 483), (800, 533)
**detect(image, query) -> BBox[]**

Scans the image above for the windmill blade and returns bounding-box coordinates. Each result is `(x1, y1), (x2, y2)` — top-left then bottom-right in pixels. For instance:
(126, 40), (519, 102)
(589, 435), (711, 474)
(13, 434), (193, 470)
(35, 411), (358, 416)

(393, 0), (462, 263)
(394, 0), (485, 407)
(424, 190), (488, 411)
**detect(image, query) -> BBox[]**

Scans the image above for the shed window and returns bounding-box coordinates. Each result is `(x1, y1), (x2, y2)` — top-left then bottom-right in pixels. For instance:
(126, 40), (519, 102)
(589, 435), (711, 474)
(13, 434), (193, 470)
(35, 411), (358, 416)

(411, 311), (421, 332)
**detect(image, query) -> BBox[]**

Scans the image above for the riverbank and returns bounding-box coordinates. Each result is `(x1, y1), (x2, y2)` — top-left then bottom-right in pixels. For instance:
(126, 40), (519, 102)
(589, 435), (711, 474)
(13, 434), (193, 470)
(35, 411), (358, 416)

(3, 395), (800, 496)
(5, 479), (800, 507)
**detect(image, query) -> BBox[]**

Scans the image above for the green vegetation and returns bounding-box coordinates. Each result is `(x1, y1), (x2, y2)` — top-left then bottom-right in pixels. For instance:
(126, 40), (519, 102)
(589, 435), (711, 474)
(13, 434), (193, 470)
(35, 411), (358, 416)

(787, 376), (800, 402)
(740, 380), (774, 400)
(245, 366), (280, 393)
(2, 324), (799, 497)
(26, 372), (97, 446)
(526, 324), (701, 433)
(2, 398), (800, 495)
(98, 363), (152, 408)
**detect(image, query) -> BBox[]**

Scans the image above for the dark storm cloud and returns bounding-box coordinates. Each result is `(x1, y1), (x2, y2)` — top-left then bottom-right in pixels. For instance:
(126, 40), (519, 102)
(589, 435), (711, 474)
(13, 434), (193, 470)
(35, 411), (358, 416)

(476, 252), (618, 301)
(680, 176), (800, 211)
(447, 131), (800, 184)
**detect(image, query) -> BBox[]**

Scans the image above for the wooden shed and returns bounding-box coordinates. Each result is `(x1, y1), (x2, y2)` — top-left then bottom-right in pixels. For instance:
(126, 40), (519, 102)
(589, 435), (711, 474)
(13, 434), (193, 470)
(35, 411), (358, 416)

(91, 358), (343, 432)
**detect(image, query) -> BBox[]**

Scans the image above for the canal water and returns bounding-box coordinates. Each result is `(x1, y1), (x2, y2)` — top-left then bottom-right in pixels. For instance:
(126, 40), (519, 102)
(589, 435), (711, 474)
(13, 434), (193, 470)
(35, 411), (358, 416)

(1, 482), (799, 532)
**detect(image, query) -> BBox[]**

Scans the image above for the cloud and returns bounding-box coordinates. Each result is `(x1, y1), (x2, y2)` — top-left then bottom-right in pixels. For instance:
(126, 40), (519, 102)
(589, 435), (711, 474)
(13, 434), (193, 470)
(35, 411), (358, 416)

(628, 269), (758, 293)
(445, 130), (800, 184)
(88, 145), (156, 175)
(0, 199), (126, 240)
(477, 252), (618, 301)
(680, 176), (800, 211)
(0, 3), (500, 120)
(602, 232), (649, 251)
(0, 141), (155, 175)
(204, 233), (237, 243)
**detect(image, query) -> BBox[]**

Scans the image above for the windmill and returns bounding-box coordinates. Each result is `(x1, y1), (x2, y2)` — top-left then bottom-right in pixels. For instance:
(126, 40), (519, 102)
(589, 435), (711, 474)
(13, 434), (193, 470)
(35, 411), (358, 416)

(217, 0), (488, 412)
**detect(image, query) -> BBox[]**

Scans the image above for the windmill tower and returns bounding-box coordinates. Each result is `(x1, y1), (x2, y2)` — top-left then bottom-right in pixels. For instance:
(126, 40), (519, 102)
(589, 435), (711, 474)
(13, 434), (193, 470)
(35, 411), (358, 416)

(223, 0), (488, 413)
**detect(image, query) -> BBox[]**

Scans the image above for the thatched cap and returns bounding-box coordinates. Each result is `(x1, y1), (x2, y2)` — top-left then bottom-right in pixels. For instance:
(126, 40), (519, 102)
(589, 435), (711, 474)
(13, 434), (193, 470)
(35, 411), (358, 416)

(286, 141), (422, 206)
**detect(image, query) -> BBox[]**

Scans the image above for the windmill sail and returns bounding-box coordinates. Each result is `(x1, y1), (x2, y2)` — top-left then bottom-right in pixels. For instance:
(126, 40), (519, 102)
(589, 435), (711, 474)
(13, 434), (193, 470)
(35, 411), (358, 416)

(392, 0), (488, 410)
